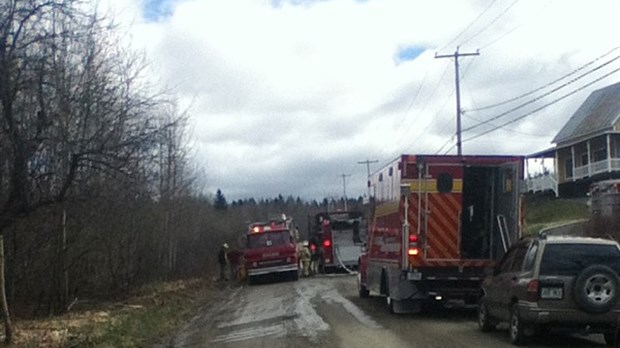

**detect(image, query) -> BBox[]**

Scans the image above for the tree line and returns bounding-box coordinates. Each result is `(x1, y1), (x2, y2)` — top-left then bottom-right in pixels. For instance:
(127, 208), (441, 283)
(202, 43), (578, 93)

(0, 1), (364, 343)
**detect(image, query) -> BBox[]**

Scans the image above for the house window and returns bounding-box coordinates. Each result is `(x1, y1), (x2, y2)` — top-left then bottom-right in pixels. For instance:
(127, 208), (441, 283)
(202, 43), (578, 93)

(581, 153), (589, 166)
(593, 148), (607, 162)
(565, 158), (573, 178)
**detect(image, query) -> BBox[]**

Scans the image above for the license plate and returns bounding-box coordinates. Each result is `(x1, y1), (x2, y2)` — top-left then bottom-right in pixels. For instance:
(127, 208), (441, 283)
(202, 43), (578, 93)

(540, 287), (563, 299)
(407, 272), (422, 281)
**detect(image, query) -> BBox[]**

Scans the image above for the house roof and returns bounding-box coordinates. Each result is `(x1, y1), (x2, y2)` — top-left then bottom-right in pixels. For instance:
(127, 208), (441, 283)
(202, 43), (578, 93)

(552, 82), (620, 145)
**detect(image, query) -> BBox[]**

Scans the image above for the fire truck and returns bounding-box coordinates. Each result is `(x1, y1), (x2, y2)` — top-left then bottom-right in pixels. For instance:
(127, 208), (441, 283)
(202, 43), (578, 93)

(243, 216), (299, 283)
(358, 154), (524, 313)
(309, 211), (366, 271)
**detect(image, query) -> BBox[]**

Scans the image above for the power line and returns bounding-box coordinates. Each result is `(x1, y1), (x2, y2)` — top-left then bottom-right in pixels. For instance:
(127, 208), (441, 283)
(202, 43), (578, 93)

(435, 135), (456, 155)
(462, 113), (549, 138)
(467, 46), (620, 112)
(459, 0), (521, 47)
(462, 54), (620, 133)
(462, 68), (620, 143)
(478, 0), (555, 50)
(438, 0), (499, 52)
(378, 61), (452, 161)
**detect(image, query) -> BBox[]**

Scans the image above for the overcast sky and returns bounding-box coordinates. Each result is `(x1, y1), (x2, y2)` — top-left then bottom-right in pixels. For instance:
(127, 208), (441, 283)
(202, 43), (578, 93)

(105, 0), (620, 201)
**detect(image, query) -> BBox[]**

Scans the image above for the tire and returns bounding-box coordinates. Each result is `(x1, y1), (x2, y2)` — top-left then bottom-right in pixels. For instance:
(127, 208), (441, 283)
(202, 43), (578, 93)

(573, 265), (619, 314)
(358, 272), (370, 298)
(478, 298), (496, 332)
(509, 303), (528, 346)
(291, 270), (299, 281)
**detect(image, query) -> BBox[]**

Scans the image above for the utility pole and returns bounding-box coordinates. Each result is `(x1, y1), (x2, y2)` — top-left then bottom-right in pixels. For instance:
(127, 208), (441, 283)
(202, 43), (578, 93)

(435, 47), (479, 156)
(358, 159), (378, 200)
(339, 174), (351, 211)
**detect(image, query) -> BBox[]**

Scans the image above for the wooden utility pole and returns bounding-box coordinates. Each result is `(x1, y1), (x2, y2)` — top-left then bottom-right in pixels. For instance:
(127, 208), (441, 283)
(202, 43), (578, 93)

(358, 159), (378, 200)
(339, 174), (352, 211)
(435, 47), (479, 156)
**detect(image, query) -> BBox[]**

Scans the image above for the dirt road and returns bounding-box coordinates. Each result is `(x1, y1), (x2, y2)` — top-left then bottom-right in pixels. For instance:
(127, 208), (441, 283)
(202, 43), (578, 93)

(161, 274), (607, 348)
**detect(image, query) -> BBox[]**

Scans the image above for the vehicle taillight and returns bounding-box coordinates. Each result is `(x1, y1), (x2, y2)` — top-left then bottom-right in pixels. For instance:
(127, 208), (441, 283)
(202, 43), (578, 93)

(407, 247), (419, 256)
(526, 279), (539, 302)
(323, 239), (331, 247)
(408, 234), (418, 243)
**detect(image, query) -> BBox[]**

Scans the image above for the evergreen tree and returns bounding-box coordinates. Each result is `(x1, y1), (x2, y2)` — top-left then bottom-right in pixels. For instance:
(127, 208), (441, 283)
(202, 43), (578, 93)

(214, 189), (228, 210)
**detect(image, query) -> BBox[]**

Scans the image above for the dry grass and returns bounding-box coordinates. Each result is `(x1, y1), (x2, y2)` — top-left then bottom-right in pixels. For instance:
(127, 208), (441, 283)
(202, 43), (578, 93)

(2, 278), (217, 348)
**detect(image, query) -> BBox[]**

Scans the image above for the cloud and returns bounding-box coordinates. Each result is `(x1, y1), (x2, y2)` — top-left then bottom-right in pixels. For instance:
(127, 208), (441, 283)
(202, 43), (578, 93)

(106, 0), (620, 200)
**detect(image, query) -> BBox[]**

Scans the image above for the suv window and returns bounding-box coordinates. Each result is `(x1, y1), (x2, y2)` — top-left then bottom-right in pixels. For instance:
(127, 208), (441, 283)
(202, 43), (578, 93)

(539, 243), (620, 276)
(510, 244), (529, 272)
(523, 242), (539, 272)
(498, 242), (529, 273)
(499, 247), (517, 273)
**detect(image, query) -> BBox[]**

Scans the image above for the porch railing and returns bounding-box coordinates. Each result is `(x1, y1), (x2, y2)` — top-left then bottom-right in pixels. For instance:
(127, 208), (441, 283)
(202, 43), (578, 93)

(572, 158), (620, 180)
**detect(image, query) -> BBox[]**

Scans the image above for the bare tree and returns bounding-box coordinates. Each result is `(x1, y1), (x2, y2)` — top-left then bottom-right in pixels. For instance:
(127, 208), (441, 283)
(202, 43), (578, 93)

(0, 0), (182, 342)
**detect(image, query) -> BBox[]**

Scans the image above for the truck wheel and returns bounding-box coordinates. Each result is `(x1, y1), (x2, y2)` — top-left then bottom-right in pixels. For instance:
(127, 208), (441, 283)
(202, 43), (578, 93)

(358, 272), (370, 298)
(509, 303), (529, 346)
(573, 265), (619, 314)
(291, 270), (299, 281)
(478, 298), (497, 332)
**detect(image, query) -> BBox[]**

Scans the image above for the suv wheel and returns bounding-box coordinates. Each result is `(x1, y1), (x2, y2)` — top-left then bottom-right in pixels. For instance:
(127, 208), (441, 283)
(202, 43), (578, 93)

(478, 298), (496, 332)
(509, 303), (528, 346)
(573, 265), (619, 314)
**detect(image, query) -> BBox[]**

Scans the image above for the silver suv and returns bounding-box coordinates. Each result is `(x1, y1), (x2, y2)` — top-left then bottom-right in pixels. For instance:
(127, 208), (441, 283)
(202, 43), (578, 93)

(478, 235), (620, 346)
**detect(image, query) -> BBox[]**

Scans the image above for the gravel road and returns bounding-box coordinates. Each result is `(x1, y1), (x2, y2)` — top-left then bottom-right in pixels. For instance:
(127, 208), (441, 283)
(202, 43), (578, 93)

(161, 274), (607, 348)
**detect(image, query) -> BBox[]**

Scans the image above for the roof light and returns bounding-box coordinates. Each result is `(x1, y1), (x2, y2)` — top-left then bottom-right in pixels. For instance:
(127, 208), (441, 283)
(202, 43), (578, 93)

(252, 226), (261, 233)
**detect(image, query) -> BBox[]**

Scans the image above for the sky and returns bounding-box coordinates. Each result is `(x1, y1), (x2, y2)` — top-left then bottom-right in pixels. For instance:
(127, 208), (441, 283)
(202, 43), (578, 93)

(103, 0), (620, 201)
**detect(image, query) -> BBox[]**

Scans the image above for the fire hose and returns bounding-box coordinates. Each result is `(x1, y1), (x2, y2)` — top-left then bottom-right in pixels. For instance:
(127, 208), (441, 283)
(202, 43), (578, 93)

(333, 244), (356, 274)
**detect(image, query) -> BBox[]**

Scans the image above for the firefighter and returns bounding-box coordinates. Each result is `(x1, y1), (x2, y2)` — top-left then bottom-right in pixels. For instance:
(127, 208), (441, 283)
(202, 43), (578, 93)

(300, 241), (311, 277)
(218, 243), (229, 281)
(310, 241), (322, 275)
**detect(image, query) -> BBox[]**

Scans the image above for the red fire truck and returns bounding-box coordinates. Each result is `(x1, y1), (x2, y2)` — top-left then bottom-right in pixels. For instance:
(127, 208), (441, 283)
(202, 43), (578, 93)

(309, 211), (366, 271)
(243, 216), (299, 284)
(358, 154), (524, 313)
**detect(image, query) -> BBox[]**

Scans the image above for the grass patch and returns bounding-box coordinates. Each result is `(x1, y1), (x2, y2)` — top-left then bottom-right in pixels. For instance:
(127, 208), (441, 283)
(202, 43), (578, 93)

(9, 278), (217, 348)
(524, 196), (589, 236)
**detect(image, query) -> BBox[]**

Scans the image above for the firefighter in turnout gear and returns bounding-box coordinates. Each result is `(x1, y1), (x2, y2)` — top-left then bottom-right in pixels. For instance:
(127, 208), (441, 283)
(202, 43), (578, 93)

(218, 243), (229, 281)
(300, 241), (311, 277)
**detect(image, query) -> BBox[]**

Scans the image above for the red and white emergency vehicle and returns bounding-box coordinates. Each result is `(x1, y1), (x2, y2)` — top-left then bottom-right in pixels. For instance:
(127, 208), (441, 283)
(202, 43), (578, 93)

(243, 217), (299, 283)
(309, 211), (366, 271)
(358, 154), (524, 313)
